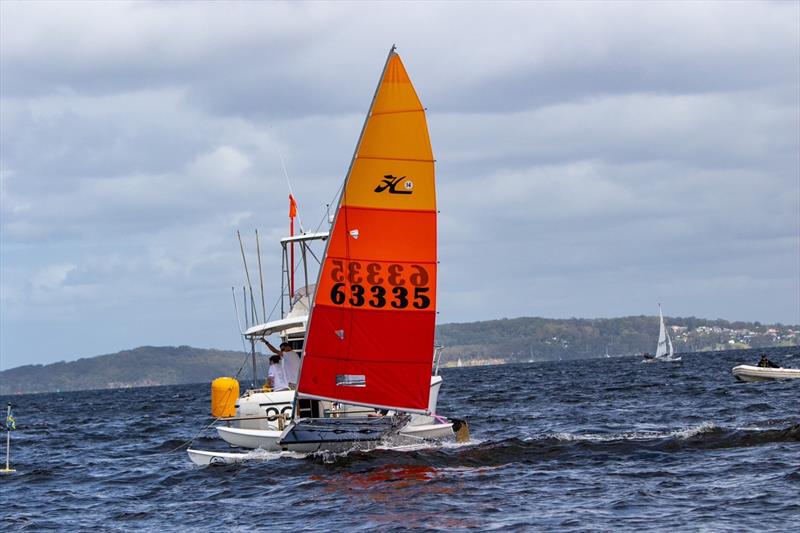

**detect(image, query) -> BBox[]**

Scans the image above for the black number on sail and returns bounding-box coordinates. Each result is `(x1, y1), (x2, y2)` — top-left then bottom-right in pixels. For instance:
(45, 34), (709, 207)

(391, 286), (409, 308)
(369, 285), (387, 308)
(412, 287), (430, 309)
(349, 284), (365, 307)
(331, 283), (346, 305)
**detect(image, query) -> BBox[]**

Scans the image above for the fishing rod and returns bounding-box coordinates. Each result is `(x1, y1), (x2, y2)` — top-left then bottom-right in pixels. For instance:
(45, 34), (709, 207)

(255, 229), (266, 324)
(237, 230), (259, 325)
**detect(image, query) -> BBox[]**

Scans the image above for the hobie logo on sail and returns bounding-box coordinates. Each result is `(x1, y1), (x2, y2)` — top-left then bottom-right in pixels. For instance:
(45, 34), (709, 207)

(374, 175), (413, 195)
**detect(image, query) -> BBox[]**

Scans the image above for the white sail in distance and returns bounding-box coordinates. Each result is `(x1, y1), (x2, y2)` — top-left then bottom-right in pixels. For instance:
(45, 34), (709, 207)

(655, 304), (668, 359)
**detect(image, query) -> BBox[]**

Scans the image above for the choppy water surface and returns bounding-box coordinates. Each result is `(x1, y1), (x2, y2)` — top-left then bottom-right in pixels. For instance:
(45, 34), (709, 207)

(2, 347), (799, 531)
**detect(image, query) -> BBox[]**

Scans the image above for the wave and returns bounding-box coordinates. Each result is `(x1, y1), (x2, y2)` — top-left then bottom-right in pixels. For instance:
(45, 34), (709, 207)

(543, 421), (720, 443)
(298, 422), (800, 468)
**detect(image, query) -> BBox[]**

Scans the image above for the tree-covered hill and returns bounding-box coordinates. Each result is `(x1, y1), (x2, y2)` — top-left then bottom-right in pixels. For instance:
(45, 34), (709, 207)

(0, 346), (247, 395)
(436, 315), (798, 365)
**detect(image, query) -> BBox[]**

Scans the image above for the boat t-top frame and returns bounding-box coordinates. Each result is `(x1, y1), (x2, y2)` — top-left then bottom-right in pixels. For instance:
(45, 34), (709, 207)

(278, 231), (328, 318)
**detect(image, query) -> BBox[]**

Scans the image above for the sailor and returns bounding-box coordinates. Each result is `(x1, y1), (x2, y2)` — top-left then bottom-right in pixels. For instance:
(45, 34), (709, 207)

(263, 340), (302, 389)
(757, 354), (780, 368)
(267, 355), (290, 391)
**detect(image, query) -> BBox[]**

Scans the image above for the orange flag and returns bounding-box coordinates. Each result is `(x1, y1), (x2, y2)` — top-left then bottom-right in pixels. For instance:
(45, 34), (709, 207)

(288, 194), (297, 219)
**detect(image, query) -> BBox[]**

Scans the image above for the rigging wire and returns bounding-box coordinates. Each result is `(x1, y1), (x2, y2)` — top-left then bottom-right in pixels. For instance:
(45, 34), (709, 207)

(311, 181), (345, 235)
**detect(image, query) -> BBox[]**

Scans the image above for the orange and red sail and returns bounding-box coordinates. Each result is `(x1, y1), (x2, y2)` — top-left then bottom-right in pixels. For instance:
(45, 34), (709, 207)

(297, 50), (436, 413)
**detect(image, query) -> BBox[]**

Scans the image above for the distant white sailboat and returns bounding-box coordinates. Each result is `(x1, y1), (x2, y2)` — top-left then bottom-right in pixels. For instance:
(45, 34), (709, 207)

(644, 304), (681, 362)
(457, 358), (463, 368)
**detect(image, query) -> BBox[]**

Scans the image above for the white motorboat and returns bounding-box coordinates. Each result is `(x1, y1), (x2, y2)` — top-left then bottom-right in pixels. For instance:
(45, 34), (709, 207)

(732, 365), (800, 382)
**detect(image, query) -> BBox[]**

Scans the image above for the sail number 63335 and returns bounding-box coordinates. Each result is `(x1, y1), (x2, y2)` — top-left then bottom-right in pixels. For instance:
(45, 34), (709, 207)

(328, 260), (432, 310)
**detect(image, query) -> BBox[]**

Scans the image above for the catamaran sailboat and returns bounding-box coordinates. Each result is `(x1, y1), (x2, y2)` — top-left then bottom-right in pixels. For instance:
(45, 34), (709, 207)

(188, 47), (467, 465)
(642, 303), (680, 363)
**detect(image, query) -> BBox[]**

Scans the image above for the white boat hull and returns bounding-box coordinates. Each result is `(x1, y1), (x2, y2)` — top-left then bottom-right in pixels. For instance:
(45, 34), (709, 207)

(642, 356), (681, 363)
(732, 365), (800, 382)
(216, 426), (283, 450)
(399, 422), (454, 441)
(217, 417), (454, 450)
(187, 448), (252, 466)
(277, 415), (457, 453)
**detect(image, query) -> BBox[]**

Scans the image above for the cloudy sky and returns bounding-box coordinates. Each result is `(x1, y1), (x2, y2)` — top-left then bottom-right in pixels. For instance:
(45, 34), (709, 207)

(1, 1), (798, 369)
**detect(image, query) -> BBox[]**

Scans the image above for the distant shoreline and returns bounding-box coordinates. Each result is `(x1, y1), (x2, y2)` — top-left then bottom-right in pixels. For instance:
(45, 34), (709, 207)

(2, 344), (796, 397)
(2, 315), (797, 395)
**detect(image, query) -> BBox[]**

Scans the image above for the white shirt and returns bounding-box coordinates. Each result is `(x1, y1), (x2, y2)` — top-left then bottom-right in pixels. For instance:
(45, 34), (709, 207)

(268, 363), (289, 391)
(281, 350), (301, 385)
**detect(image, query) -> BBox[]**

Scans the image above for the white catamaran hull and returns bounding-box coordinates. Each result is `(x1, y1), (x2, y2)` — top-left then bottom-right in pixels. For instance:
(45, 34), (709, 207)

(217, 418), (455, 452)
(216, 427), (283, 450)
(276, 415), (459, 454)
(187, 448), (254, 466)
(732, 365), (800, 382)
(399, 421), (455, 441)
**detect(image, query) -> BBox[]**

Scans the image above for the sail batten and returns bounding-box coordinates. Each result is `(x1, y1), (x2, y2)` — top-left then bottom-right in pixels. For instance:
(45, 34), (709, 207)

(297, 50), (437, 413)
(371, 109), (426, 116)
(358, 156), (435, 163)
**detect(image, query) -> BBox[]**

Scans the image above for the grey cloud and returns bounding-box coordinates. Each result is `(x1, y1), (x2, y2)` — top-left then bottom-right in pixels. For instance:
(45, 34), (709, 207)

(4, 2), (797, 117)
(1, 0), (797, 368)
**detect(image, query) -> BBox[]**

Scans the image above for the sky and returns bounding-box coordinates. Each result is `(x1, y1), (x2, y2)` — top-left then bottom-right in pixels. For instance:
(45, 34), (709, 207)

(1, 1), (798, 369)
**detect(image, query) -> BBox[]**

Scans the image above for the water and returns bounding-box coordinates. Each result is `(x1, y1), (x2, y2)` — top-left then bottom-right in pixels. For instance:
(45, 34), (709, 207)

(1, 347), (798, 531)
